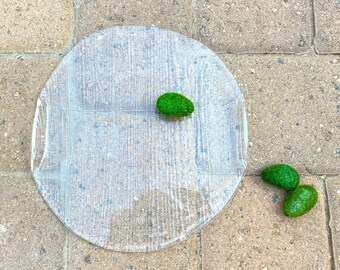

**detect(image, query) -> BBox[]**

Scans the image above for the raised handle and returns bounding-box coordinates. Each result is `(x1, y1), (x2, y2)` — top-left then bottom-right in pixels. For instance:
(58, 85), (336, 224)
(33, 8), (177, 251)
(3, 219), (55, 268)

(236, 94), (248, 171)
(31, 97), (48, 173)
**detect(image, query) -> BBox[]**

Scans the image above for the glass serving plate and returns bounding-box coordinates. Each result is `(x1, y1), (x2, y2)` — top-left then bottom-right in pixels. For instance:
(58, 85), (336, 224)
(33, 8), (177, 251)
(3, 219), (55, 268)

(31, 26), (247, 252)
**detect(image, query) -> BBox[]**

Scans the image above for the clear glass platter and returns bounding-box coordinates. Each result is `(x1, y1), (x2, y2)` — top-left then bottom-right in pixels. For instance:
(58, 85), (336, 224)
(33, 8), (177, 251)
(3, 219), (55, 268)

(31, 26), (247, 252)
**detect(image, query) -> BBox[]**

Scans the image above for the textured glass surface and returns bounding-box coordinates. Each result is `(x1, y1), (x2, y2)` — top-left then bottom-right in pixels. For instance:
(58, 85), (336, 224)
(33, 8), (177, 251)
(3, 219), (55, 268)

(31, 26), (247, 252)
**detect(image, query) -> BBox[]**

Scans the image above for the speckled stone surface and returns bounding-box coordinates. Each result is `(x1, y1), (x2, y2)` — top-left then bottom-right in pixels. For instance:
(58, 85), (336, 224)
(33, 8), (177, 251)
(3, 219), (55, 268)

(74, 0), (192, 41)
(0, 0), (71, 53)
(195, 0), (312, 53)
(66, 232), (199, 269)
(0, 1), (339, 267)
(325, 175), (340, 269)
(201, 176), (331, 270)
(0, 176), (66, 270)
(221, 55), (340, 175)
(0, 58), (59, 172)
(315, 0), (340, 53)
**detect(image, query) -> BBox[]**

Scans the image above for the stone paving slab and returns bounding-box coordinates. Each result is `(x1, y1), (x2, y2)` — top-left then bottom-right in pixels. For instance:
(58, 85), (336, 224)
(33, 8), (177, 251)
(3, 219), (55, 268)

(315, 0), (340, 54)
(66, 232), (199, 269)
(201, 176), (331, 269)
(195, 0), (313, 53)
(75, 0), (192, 42)
(0, 176), (66, 270)
(0, 58), (59, 172)
(221, 54), (340, 175)
(325, 175), (340, 269)
(0, 0), (71, 53)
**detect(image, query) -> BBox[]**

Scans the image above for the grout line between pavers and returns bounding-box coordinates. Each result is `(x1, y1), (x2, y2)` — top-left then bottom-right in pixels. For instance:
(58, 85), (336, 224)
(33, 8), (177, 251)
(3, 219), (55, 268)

(0, 171), (32, 178)
(310, 0), (318, 54)
(192, 0), (198, 39)
(0, 52), (65, 59)
(216, 50), (339, 56)
(316, 52), (340, 56)
(63, 232), (70, 270)
(322, 177), (336, 270)
(67, 0), (76, 51)
(197, 231), (203, 270)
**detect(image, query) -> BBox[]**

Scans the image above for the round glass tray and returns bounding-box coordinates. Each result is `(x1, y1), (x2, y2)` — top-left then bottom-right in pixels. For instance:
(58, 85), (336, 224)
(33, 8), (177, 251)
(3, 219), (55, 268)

(31, 26), (247, 252)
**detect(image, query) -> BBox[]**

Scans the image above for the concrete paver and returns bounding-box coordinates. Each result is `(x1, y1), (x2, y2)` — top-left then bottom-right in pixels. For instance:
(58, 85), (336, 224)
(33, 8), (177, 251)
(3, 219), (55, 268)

(0, 58), (59, 172)
(315, 0), (340, 53)
(196, 0), (313, 53)
(0, 176), (66, 270)
(75, 0), (192, 42)
(201, 176), (331, 269)
(325, 175), (340, 269)
(67, 232), (199, 269)
(0, 0), (71, 53)
(221, 55), (340, 175)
